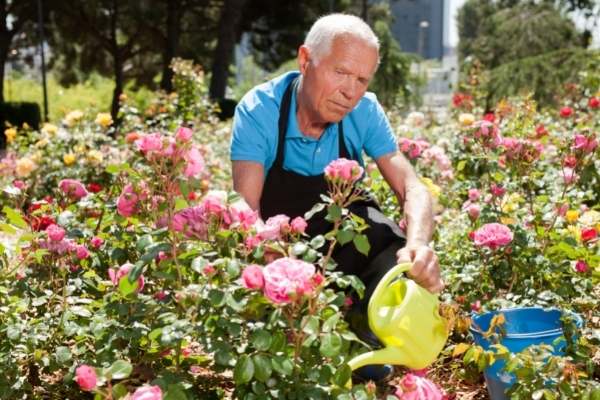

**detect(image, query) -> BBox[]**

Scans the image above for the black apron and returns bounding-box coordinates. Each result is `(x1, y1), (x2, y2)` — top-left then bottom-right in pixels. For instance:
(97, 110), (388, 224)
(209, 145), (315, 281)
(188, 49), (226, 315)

(259, 77), (406, 311)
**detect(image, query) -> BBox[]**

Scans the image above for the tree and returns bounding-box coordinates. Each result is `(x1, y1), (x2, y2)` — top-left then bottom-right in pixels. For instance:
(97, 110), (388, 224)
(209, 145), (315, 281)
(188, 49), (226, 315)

(0, 0), (37, 103)
(47, 0), (157, 123)
(209, 0), (247, 99)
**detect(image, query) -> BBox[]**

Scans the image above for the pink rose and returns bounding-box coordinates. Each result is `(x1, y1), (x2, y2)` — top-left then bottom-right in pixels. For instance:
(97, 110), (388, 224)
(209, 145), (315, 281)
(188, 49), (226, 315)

(472, 223), (513, 250)
(230, 203), (259, 230)
(466, 203), (480, 221)
(183, 146), (205, 178)
(90, 236), (104, 249)
(109, 263), (145, 292)
(262, 257), (315, 304)
(575, 260), (589, 273)
(490, 184), (505, 197)
(573, 134), (588, 150)
(131, 385), (163, 400)
(258, 214), (291, 240)
(135, 132), (164, 154)
(59, 179), (88, 200)
(586, 137), (598, 153)
(561, 167), (578, 185)
(290, 216), (308, 234)
(46, 224), (66, 241)
(241, 264), (264, 290)
(117, 184), (139, 217)
(468, 188), (480, 201)
(75, 365), (97, 391)
(13, 180), (26, 190)
(171, 206), (209, 240)
(176, 127), (193, 142)
(75, 245), (90, 260)
(324, 158), (364, 183)
(395, 373), (444, 400)
(203, 264), (216, 275)
(244, 234), (261, 249)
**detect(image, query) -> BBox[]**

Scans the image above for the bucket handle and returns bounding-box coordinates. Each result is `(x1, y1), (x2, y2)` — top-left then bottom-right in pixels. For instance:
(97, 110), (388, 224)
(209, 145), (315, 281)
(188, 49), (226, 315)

(368, 263), (412, 310)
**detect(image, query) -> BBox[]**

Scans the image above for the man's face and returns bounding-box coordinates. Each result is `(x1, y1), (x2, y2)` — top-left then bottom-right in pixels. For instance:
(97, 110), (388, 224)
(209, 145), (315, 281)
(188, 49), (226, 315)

(298, 36), (379, 123)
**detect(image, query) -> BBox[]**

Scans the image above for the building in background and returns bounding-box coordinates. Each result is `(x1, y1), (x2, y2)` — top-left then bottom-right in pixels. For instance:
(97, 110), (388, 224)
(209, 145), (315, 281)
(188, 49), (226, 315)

(389, 0), (447, 60)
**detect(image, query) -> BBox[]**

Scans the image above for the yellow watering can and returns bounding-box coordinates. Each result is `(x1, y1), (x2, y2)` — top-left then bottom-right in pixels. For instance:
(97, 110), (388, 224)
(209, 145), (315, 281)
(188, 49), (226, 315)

(346, 263), (448, 387)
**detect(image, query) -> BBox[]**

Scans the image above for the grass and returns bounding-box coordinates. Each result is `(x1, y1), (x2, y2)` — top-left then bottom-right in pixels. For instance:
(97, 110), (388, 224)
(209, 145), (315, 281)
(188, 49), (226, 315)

(3, 72), (154, 123)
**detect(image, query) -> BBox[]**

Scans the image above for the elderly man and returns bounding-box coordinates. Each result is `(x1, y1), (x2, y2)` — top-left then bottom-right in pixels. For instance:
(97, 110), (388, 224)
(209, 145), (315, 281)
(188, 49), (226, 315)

(231, 13), (443, 379)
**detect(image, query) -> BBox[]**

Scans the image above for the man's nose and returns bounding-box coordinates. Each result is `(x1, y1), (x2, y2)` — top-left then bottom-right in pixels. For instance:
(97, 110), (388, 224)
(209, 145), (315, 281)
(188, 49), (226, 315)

(340, 77), (357, 100)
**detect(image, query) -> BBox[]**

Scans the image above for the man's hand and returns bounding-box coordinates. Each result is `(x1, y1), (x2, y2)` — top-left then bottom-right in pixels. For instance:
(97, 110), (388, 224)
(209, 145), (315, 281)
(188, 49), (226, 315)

(396, 244), (444, 294)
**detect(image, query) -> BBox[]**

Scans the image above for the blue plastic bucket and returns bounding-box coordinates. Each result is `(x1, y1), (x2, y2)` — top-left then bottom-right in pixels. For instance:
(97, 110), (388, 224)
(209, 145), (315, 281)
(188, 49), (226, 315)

(469, 307), (583, 400)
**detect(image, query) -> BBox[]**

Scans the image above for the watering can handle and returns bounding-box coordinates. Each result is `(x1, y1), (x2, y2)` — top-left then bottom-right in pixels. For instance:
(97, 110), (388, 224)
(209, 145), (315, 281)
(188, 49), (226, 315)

(368, 263), (413, 308)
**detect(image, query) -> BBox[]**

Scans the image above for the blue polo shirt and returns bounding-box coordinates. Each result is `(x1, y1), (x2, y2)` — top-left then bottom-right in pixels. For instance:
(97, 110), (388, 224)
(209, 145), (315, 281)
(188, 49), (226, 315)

(231, 71), (397, 176)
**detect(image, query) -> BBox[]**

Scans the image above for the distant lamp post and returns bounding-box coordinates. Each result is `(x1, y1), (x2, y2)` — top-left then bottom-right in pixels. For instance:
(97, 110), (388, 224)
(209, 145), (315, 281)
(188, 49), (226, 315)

(417, 20), (429, 107)
(418, 20), (429, 59)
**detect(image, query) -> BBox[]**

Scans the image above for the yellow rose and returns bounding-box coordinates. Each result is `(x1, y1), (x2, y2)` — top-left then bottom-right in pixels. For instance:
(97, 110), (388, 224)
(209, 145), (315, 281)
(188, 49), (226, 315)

(42, 123), (58, 136)
(565, 210), (579, 224)
(4, 128), (16, 143)
(35, 138), (49, 148)
(64, 110), (84, 127)
(87, 150), (103, 165)
(458, 113), (475, 127)
(500, 216), (517, 225)
(63, 153), (76, 166)
(15, 157), (37, 177)
(421, 177), (441, 198)
(95, 112), (113, 128)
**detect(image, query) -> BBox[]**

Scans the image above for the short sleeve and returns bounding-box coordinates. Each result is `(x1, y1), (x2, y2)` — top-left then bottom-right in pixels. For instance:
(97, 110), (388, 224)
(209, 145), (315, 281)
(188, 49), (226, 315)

(362, 95), (397, 160)
(230, 102), (271, 167)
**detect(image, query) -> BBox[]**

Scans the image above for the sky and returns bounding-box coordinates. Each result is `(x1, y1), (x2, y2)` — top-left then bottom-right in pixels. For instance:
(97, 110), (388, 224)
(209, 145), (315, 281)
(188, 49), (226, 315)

(446, 0), (600, 48)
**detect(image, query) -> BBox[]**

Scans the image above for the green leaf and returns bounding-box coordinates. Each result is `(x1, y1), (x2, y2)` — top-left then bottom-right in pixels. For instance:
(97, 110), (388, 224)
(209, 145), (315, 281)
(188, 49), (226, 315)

(302, 315), (320, 336)
(336, 229), (355, 245)
(250, 329), (272, 351)
(0, 222), (16, 234)
(3, 206), (27, 229)
(457, 160), (466, 171)
(353, 234), (370, 256)
(322, 314), (340, 333)
(112, 383), (129, 399)
(305, 203), (326, 220)
(310, 235), (326, 249)
(234, 355), (254, 384)
(128, 261), (145, 283)
(326, 204), (342, 222)
(164, 383), (188, 400)
(106, 360), (132, 380)
(55, 346), (72, 363)
(271, 355), (294, 376)
(209, 289), (226, 307)
(320, 333), (343, 357)
(252, 354), (273, 382)
(118, 275), (139, 296)
(333, 363), (352, 387)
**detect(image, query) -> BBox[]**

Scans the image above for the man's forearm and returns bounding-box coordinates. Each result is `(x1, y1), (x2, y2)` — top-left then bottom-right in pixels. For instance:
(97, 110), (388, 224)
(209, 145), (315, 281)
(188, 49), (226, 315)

(402, 181), (434, 246)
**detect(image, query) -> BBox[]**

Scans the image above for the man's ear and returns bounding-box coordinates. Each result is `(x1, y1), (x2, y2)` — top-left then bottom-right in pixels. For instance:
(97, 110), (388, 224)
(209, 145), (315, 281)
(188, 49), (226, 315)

(298, 45), (310, 74)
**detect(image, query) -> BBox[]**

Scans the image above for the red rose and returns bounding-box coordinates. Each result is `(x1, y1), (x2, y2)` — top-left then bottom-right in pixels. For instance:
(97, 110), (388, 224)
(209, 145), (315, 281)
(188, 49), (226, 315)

(563, 155), (577, 168)
(581, 227), (597, 242)
(30, 215), (55, 231)
(535, 124), (548, 138)
(87, 183), (102, 193)
(588, 97), (599, 109)
(560, 106), (573, 118)
(483, 113), (495, 122)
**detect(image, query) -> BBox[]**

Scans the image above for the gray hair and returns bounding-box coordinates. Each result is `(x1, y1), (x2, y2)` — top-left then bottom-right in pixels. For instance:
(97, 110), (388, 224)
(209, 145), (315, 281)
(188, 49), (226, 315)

(304, 13), (380, 64)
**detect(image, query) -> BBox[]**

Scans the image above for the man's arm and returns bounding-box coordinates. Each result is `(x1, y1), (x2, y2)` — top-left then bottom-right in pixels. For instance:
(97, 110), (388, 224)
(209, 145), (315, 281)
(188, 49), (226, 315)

(232, 160), (265, 214)
(375, 151), (444, 293)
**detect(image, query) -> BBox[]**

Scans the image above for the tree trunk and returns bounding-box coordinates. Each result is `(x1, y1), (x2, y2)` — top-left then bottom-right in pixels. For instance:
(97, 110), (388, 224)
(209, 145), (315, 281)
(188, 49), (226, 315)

(160, 0), (181, 92)
(209, 0), (247, 100)
(361, 0), (368, 22)
(0, 36), (10, 103)
(109, 0), (123, 126)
